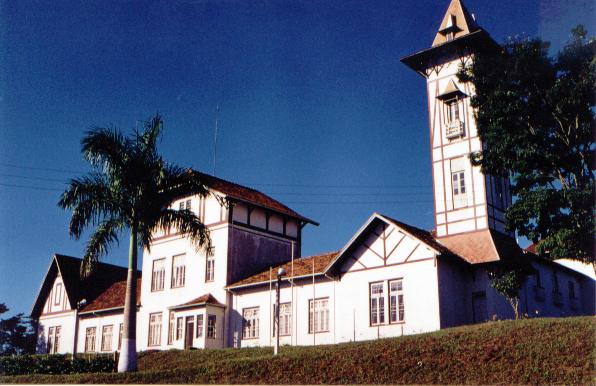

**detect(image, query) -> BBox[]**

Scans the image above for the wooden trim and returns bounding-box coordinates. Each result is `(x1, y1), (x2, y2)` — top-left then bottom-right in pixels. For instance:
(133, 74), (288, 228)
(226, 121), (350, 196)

(346, 257), (435, 274)
(232, 221), (298, 241)
(403, 243), (421, 262)
(385, 232), (406, 261)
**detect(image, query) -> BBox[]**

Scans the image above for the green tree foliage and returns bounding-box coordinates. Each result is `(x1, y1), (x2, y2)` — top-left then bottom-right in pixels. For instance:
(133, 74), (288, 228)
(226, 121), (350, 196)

(486, 268), (527, 319)
(58, 115), (212, 372)
(458, 26), (595, 266)
(0, 303), (35, 355)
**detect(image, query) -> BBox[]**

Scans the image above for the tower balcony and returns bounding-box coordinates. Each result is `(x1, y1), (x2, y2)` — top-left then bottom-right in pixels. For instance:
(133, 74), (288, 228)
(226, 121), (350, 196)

(445, 119), (465, 139)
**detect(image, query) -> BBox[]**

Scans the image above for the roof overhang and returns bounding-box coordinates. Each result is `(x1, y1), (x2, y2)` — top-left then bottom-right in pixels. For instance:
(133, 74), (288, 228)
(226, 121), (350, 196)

(401, 29), (500, 76)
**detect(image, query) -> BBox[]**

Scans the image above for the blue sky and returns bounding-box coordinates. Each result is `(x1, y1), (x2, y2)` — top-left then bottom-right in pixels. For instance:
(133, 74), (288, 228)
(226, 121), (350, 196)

(0, 0), (593, 316)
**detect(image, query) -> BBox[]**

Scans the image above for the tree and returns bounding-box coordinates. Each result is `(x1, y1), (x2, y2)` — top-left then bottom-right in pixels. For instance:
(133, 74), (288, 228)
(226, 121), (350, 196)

(486, 268), (527, 319)
(458, 26), (595, 268)
(58, 115), (212, 372)
(0, 303), (35, 355)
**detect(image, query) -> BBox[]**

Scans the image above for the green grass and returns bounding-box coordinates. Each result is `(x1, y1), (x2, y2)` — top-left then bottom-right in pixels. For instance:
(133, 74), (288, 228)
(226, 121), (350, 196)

(2, 316), (594, 384)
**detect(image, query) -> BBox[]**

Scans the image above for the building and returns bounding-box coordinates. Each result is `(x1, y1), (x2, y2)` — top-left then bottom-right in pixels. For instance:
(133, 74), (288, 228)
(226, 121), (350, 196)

(32, 0), (594, 355)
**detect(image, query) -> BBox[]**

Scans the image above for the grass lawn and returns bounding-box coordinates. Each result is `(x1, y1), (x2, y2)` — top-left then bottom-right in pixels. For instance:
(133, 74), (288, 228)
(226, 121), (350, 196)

(2, 316), (594, 384)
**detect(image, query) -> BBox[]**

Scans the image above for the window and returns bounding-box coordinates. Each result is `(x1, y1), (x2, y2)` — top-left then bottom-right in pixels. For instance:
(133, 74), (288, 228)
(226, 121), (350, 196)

(171, 254), (186, 288)
(148, 313), (162, 346)
(47, 327), (55, 354)
(101, 325), (113, 351)
(308, 298), (329, 333)
(54, 326), (61, 353)
(370, 282), (385, 325)
(207, 315), (216, 339)
(176, 317), (183, 340)
(389, 280), (405, 323)
(273, 303), (292, 337)
(452, 171), (466, 196)
(205, 255), (215, 282)
(446, 98), (460, 123)
(179, 199), (192, 212)
(118, 323), (123, 350)
(242, 307), (260, 339)
(151, 258), (166, 291)
(196, 315), (204, 338)
(85, 327), (96, 352)
(168, 312), (175, 345)
(54, 283), (62, 305)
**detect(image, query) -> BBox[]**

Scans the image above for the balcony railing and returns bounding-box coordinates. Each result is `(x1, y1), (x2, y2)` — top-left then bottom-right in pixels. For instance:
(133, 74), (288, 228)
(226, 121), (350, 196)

(534, 286), (545, 301)
(445, 119), (465, 139)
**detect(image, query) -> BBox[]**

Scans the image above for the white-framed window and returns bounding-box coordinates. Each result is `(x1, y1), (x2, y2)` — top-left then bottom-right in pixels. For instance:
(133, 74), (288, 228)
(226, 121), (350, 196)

(207, 315), (216, 339)
(54, 283), (62, 306)
(370, 282), (385, 326)
(196, 315), (204, 338)
(151, 258), (166, 292)
(118, 323), (123, 350)
(168, 311), (175, 345)
(101, 325), (113, 352)
(205, 255), (215, 282)
(47, 326), (60, 354)
(176, 317), (183, 340)
(273, 302), (292, 337)
(445, 97), (460, 123)
(179, 199), (192, 212)
(452, 170), (466, 197)
(171, 254), (186, 288)
(389, 279), (405, 323)
(308, 298), (329, 333)
(148, 313), (162, 347)
(85, 327), (96, 352)
(242, 307), (260, 339)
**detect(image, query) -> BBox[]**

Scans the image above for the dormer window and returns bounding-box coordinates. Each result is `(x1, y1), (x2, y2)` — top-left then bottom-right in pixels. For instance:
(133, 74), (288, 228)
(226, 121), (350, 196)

(446, 98), (460, 122)
(438, 80), (466, 139)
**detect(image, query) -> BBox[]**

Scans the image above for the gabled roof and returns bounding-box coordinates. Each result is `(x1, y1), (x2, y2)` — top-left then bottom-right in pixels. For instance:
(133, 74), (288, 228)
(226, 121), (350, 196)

(432, 0), (480, 47)
(31, 254), (138, 318)
(189, 170), (318, 225)
(169, 293), (225, 310)
(227, 251), (338, 289)
(79, 277), (142, 314)
(322, 213), (461, 275)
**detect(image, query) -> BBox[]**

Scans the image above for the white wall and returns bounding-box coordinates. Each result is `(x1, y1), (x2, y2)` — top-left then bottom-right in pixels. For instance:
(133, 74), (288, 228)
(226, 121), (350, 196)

(77, 312), (127, 353)
(37, 311), (77, 354)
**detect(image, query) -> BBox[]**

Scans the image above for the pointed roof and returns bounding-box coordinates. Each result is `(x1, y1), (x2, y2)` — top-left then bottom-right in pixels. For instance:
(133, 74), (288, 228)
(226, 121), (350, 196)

(432, 0), (480, 47)
(168, 293), (226, 310)
(437, 79), (467, 100)
(31, 254), (138, 318)
(78, 277), (142, 314)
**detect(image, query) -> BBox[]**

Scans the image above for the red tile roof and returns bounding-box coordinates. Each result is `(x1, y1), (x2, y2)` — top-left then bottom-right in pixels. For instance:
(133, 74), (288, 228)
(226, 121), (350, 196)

(190, 170), (317, 225)
(79, 278), (142, 313)
(437, 229), (533, 270)
(169, 294), (225, 310)
(227, 251), (338, 289)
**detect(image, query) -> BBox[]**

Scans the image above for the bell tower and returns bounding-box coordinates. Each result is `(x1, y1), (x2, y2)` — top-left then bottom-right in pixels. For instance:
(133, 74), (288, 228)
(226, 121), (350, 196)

(401, 0), (512, 238)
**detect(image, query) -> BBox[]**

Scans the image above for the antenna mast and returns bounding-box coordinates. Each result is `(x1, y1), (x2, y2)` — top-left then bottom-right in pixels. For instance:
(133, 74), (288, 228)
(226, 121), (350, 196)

(213, 105), (220, 176)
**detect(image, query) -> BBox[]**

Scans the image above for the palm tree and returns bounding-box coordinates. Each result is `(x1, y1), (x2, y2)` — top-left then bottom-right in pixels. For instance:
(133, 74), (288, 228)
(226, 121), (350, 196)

(58, 114), (212, 372)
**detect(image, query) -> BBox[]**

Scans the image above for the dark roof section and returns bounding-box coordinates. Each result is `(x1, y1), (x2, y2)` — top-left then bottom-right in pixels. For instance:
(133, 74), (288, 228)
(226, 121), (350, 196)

(190, 170), (318, 225)
(169, 294), (225, 310)
(227, 251), (338, 289)
(31, 254), (139, 318)
(79, 278), (142, 314)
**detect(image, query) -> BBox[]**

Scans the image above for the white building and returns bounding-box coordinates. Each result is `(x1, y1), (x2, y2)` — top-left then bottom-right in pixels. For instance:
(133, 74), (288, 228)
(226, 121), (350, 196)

(32, 0), (594, 355)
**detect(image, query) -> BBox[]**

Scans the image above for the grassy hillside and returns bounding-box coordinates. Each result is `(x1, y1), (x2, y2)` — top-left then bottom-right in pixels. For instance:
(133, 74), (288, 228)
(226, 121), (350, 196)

(2, 316), (594, 384)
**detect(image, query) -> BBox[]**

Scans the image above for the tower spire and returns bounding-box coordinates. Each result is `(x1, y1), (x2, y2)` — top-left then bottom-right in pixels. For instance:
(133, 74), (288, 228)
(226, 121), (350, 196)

(432, 0), (480, 47)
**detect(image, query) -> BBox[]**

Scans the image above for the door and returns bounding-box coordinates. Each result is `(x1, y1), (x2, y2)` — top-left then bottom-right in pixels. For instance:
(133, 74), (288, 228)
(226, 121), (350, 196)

(472, 291), (488, 323)
(185, 316), (195, 349)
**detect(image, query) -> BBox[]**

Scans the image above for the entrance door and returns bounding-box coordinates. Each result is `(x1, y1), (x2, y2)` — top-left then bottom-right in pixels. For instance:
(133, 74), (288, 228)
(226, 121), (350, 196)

(472, 291), (488, 323)
(185, 316), (195, 349)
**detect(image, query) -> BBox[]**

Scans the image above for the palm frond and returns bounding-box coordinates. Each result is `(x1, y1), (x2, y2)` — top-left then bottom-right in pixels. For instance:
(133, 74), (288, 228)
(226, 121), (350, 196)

(59, 175), (118, 239)
(81, 127), (130, 172)
(157, 209), (212, 256)
(81, 218), (124, 277)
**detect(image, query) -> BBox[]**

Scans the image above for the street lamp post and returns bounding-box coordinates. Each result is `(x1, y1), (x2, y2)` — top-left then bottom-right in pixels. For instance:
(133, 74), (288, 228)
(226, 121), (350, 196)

(274, 267), (286, 356)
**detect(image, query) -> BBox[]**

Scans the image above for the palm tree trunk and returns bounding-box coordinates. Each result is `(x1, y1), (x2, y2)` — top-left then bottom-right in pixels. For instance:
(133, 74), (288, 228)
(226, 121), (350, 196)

(118, 227), (138, 372)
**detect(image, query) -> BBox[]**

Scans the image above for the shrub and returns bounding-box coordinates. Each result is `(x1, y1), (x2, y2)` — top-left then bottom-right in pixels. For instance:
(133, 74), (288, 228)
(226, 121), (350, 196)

(0, 354), (116, 376)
